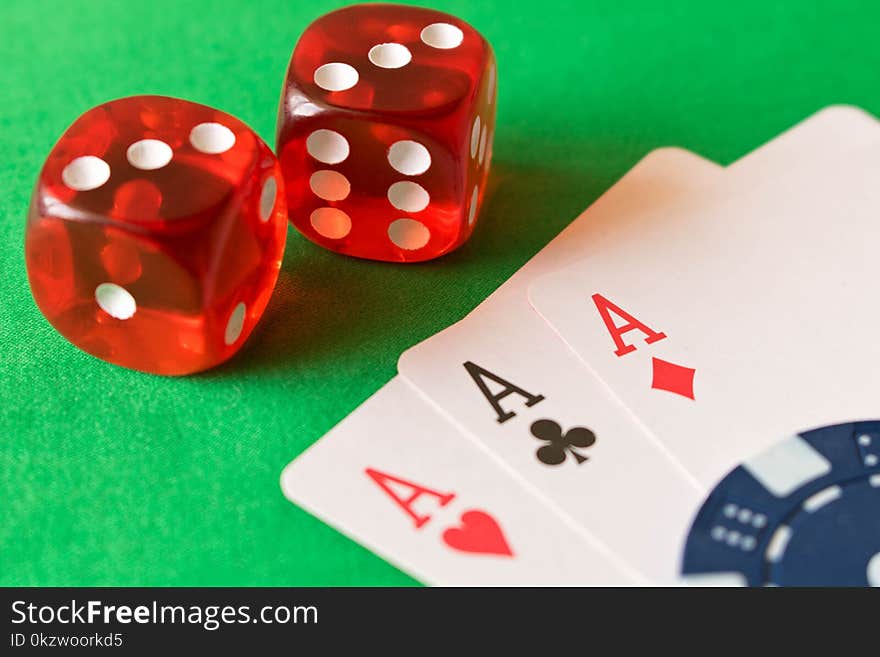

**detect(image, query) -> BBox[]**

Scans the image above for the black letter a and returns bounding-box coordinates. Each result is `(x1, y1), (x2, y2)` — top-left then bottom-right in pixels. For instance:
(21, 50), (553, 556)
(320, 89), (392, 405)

(463, 361), (545, 424)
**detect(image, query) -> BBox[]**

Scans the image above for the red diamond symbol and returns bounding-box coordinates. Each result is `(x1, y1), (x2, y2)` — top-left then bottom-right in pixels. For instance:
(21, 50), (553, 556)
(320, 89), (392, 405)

(651, 357), (696, 400)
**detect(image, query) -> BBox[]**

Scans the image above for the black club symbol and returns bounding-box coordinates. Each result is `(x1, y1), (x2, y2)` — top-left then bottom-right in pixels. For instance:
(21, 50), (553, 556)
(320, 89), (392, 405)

(530, 419), (596, 466)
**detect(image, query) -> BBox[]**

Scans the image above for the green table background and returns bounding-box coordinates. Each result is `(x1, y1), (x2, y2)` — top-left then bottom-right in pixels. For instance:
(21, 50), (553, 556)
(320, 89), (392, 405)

(2, 0), (878, 586)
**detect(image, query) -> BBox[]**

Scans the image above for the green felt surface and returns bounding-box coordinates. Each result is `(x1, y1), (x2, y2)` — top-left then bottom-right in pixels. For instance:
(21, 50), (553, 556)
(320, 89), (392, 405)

(1, 0), (879, 586)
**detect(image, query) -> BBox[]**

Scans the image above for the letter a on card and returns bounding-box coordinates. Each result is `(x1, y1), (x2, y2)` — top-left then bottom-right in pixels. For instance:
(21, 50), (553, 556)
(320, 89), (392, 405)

(463, 361), (545, 423)
(365, 468), (455, 528)
(592, 293), (667, 357)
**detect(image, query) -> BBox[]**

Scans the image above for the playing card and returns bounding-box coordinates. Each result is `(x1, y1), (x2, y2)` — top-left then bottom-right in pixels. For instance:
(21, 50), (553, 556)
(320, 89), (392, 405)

(527, 106), (880, 488)
(397, 148), (721, 584)
(280, 377), (640, 586)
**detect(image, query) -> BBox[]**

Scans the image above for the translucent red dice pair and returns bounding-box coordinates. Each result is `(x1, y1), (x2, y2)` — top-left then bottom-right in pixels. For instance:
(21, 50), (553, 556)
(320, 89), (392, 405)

(277, 3), (496, 262)
(26, 5), (495, 374)
(25, 95), (287, 375)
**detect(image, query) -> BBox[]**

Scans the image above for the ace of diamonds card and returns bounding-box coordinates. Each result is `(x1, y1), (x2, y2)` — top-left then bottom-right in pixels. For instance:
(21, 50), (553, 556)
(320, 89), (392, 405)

(528, 113), (880, 487)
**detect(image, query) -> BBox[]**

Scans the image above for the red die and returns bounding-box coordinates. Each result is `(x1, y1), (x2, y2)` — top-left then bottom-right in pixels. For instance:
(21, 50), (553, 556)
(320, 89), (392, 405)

(277, 4), (496, 262)
(25, 95), (287, 375)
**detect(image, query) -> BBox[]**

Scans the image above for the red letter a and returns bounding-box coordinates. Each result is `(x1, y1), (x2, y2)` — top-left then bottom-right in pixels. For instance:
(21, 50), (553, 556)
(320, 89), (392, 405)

(365, 469), (455, 529)
(591, 293), (666, 357)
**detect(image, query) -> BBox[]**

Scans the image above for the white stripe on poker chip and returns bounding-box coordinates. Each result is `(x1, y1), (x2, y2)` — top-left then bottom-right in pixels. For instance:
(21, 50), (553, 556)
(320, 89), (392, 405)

(420, 23), (464, 49)
(259, 176), (277, 222)
(314, 62), (359, 91)
(387, 181), (429, 213)
(678, 573), (747, 587)
(742, 434), (831, 497)
(388, 218), (430, 250)
(764, 525), (792, 563)
(306, 129), (350, 165)
(189, 123), (236, 154)
(470, 116), (481, 159)
(224, 302), (246, 345)
(310, 207), (352, 239)
(868, 552), (880, 586)
(802, 485), (842, 513)
(478, 125), (488, 165)
(368, 43), (412, 69)
(126, 139), (173, 170)
(387, 140), (431, 175)
(95, 283), (136, 320)
(62, 156), (110, 191)
(310, 170), (351, 201)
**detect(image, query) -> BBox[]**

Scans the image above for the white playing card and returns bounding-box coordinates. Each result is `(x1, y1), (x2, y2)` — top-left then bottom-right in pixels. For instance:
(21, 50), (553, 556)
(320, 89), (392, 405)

(281, 377), (640, 586)
(527, 105), (880, 488)
(398, 148), (721, 584)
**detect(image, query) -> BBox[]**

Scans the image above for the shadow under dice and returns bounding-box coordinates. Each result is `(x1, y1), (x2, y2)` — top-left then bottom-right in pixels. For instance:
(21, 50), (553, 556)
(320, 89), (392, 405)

(277, 3), (496, 262)
(26, 95), (288, 375)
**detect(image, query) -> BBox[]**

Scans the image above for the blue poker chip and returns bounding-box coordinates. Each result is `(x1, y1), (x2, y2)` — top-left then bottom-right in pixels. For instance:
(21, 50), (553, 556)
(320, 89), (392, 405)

(681, 421), (880, 586)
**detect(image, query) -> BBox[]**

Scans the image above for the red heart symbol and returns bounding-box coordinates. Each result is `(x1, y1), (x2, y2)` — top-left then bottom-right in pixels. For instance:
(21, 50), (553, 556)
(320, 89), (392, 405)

(441, 509), (513, 557)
